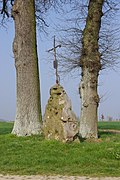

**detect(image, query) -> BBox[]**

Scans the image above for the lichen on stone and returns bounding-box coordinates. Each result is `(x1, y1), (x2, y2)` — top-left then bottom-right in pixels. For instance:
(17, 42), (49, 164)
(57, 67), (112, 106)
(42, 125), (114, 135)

(43, 84), (79, 143)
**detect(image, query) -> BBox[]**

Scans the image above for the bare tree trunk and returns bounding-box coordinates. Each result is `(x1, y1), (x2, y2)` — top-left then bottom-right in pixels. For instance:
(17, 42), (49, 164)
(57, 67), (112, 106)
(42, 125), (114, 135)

(79, 0), (104, 139)
(12, 0), (42, 136)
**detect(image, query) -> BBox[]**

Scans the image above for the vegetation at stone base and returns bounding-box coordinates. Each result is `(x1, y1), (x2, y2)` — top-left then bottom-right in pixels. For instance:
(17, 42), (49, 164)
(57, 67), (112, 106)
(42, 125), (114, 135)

(0, 121), (120, 177)
(98, 121), (120, 130)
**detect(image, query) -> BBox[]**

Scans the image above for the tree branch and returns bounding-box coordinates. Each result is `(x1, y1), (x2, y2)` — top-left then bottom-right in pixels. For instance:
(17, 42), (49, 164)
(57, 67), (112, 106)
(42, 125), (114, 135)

(1, 0), (9, 17)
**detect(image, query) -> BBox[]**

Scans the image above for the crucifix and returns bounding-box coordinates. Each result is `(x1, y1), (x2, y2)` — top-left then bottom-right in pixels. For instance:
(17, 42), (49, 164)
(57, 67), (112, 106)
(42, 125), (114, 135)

(48, 36), (61, 84)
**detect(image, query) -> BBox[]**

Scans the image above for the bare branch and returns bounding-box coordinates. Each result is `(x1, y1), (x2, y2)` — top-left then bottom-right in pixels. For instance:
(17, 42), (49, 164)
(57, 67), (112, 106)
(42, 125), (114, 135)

(54, 0), (120, 74)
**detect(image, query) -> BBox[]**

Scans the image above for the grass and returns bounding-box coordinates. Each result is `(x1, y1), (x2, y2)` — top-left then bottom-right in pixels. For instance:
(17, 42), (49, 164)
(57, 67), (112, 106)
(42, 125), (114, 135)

(0, 121), (120, 177)
(0, 121), (13, 135)
(98, 121), (120, 130)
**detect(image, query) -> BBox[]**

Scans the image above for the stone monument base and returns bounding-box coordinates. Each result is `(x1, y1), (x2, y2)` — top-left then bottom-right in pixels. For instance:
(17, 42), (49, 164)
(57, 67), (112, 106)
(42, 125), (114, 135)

(43, 84), (79, 143)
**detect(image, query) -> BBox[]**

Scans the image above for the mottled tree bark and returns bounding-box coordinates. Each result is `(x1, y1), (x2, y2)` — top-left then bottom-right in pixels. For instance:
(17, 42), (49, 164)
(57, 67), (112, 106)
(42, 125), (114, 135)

(12, 0), (42, 136)
(79, 0), (104, 139)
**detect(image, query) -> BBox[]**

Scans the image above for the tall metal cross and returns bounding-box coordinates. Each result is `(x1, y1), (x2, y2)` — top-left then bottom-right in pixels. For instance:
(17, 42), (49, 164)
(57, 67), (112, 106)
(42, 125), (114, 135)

(48, 36), (61, 84)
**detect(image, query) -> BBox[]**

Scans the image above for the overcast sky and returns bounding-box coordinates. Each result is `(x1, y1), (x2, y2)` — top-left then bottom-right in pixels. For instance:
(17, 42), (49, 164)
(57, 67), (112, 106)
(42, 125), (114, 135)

(0, 4), (120, 121)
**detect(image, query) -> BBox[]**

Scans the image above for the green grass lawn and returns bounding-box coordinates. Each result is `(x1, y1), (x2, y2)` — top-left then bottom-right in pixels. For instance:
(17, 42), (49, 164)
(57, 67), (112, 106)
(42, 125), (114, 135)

(98, 121), (120, 130)
(0, 121), (120, 177)
(0, 121), (13, 135)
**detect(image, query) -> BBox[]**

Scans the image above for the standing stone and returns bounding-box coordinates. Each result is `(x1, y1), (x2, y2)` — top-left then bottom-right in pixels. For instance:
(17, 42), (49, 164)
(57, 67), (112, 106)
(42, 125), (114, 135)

(43, 84), (79, 142)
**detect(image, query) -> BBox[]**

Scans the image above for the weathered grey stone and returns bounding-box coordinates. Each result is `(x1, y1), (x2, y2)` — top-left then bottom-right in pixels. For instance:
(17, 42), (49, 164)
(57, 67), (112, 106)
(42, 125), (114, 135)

(43, 84), (79, 142)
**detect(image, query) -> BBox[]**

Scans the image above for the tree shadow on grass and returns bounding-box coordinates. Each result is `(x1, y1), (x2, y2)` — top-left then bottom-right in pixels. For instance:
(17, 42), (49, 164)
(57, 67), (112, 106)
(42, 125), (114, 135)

(98, 130), (120, 138)
(98, 131), (112, 136)
(0, 128), (13, 135)
(0, 122), (13, 135)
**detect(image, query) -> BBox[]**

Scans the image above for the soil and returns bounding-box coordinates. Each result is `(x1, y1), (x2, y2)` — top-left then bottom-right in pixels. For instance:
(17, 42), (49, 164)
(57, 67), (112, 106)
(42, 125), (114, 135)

(99, 129), (120, 134)
(0, 175), (120, 180)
